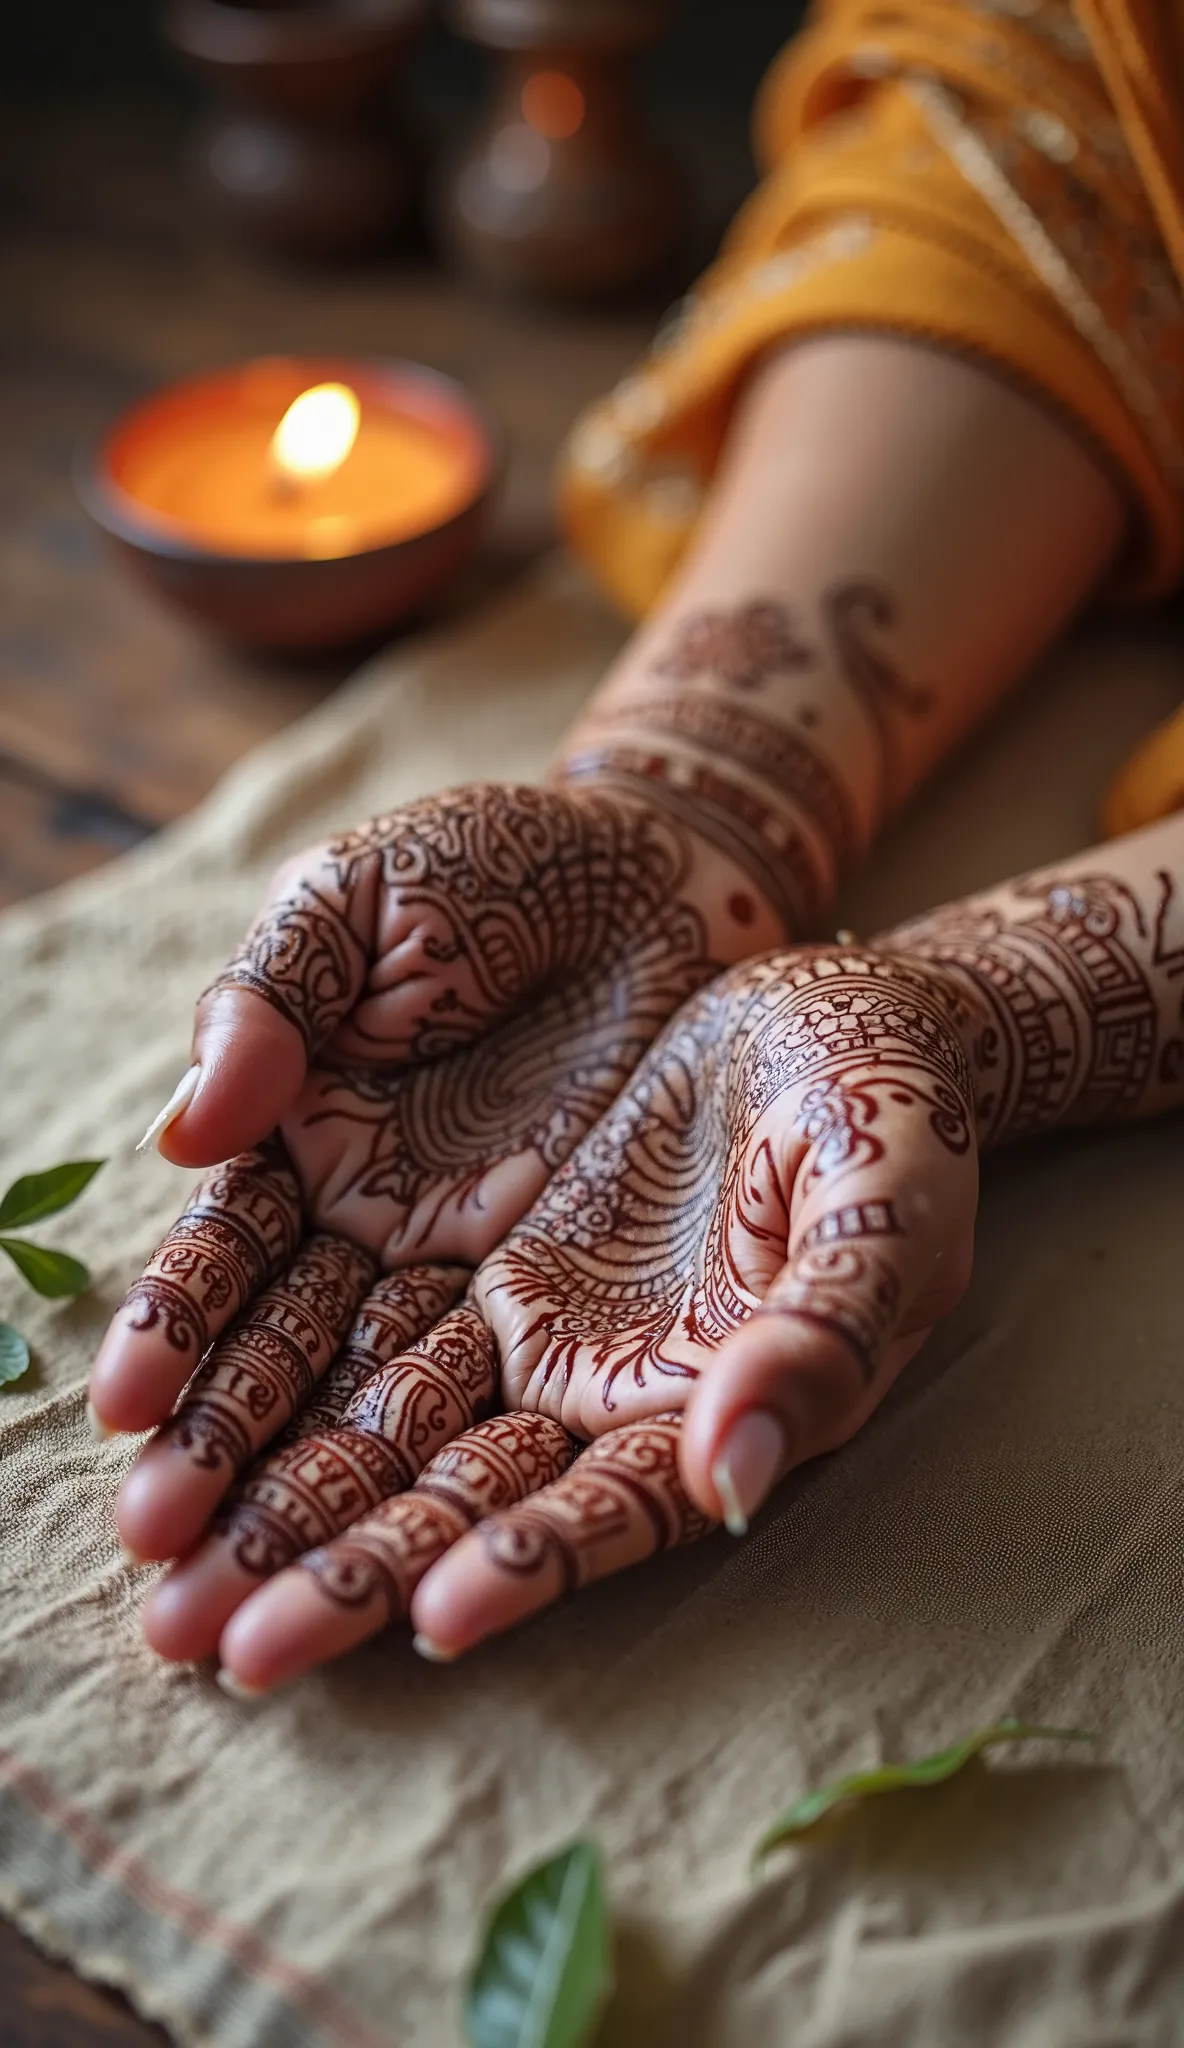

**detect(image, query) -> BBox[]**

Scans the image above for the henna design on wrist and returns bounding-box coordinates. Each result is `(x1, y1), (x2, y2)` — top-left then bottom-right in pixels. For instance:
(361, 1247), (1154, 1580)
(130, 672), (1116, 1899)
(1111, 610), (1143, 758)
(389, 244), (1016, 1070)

(219, 1305), (498, 1577)
(300, 1412), (577, 1620)
(887, 870), (1183, 1145)
(162, 1233), (375, 1477)
(486, 949), (970, 1420)
(477, 1415), (714, 1593)
(559, 743), (823, 938)
(118, 1136), (302, 1362)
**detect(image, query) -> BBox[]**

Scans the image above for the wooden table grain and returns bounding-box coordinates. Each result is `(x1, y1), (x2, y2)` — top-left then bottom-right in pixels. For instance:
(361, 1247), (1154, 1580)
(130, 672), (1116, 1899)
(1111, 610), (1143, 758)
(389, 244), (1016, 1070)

(0, 93), (665, 2044)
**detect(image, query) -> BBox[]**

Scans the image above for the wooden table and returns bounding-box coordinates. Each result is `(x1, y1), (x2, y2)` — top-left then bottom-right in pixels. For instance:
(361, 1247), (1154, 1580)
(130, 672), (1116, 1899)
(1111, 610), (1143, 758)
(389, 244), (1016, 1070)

(0, 93), (672, 2043)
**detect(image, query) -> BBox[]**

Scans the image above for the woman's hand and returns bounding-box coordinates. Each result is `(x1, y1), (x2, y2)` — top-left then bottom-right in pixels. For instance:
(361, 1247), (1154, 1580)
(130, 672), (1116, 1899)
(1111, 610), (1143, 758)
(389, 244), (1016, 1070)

(90, 781), (779, 1564)
(150, 938), (980, 1687)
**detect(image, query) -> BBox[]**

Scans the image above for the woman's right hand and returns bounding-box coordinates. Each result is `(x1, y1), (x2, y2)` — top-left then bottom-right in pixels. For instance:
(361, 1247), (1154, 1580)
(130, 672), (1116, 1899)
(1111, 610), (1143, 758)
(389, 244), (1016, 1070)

(89, 779), (778, 1568)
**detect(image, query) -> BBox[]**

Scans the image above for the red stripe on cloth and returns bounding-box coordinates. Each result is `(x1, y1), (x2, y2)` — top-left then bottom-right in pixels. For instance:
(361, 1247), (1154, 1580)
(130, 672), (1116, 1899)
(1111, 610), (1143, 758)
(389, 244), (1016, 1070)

(0, 1746), (396, 2048)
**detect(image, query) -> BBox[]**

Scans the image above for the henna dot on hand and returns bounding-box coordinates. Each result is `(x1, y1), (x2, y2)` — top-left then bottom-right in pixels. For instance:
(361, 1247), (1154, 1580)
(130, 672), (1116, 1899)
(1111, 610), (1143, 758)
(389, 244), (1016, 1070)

(728, 891), (756, 927)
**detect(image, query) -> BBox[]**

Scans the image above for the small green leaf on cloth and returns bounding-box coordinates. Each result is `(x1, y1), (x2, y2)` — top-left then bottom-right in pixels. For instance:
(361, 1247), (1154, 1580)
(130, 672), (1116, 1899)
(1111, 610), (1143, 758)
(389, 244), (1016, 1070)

(0, 1159), (104, 1231)
(464, 1838), (612, 2048)
(0, 1324), (31, 1386)
(753, 1719), (1098, 1862)
(0, 1237), (91, 1299)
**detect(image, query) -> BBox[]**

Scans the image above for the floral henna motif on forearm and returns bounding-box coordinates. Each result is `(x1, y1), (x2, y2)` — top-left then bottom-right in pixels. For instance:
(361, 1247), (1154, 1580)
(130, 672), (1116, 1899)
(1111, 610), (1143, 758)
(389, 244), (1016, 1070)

(162, 1233), (375, 1476)
(218, 1305), (498, 1577)
(477, 1415), (715, 1593)
(886, 870), (1184, 1145)
(299, 1412), (578, 1619)
(118, 1136), (302, 1362)
(652, 601), (816, 692)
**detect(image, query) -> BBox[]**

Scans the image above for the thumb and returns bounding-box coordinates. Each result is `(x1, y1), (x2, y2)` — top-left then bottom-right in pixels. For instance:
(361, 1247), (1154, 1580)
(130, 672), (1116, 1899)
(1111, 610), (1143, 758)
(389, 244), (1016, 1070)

(154, 847), (374, 1167)
(156, 988), (308, 1168)
(679, 1201), (959, 1530)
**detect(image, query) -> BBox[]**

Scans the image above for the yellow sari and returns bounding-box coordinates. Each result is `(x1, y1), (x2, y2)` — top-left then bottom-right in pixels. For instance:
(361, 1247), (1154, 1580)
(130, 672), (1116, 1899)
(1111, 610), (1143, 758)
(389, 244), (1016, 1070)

(557, 0), (1184, 835)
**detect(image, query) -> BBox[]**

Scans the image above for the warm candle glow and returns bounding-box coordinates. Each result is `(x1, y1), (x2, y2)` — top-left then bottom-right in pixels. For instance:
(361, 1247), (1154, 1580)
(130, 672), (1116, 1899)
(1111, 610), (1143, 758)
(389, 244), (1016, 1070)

(270, 382), (361, 485)
(520, 70), (585, 141)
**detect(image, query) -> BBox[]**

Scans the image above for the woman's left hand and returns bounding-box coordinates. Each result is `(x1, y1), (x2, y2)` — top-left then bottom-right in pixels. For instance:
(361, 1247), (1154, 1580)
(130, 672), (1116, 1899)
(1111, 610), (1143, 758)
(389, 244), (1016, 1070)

(144, 939), (980, 1690)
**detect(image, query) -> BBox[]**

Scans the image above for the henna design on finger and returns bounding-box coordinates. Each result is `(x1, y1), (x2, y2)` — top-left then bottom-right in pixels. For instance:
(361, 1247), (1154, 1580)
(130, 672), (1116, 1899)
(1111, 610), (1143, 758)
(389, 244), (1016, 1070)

(161, 1233), (375, 1477)
(762, 1240), (903, 1385)
(300, 1413), (578, 1620)
(477, 1414), (714, 1593)
(794, 1200), (902, 1251)
(218, 1305), (498, 1577)
(282, 1265), (469, 1443)
(118, 1135), (302, 1362)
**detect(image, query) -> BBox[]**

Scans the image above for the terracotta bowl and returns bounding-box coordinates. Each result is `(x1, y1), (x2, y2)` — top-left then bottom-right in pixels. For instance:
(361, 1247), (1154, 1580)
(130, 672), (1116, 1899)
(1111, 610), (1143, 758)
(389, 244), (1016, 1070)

(76, 356), (501, 653)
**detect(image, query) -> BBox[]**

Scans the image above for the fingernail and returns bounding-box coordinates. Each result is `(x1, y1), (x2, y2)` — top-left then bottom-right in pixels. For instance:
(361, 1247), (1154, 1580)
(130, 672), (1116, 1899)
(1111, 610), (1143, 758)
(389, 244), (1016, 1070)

(216, 1668), (267, 1702)
(136, 1064), (201, 1155)
(87, 1399), (114, 1442)
(413, 1632), (459, 1664)
(119, 1542), (145, 1569)
(711, 1410), (785, 1536)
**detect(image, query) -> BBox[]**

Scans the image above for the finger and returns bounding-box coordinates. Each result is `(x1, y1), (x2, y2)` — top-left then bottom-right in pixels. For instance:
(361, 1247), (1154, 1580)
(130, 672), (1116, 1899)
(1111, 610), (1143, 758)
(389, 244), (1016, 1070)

(410, 1413), (716, 1659)
(215, 1413), (578, 1693)
(140, 1296), (493, 1660)
(118, 1232), (376, 1564)
(680, 1193), (974, 1530)
(160, 841), (378, 1166)
(89, 1136), (303, 1434)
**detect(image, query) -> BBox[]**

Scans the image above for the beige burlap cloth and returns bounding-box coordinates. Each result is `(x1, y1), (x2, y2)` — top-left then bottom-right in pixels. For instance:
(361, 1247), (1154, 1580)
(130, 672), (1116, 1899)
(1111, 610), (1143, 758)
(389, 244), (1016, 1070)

(2, 560), (1183, 2048)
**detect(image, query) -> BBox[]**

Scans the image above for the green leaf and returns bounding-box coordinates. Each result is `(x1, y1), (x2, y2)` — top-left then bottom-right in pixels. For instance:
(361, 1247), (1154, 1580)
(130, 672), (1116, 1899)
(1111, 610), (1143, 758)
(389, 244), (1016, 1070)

(0, 1324), (30, 1386)
(0, 1237), (91, 1299)
(0, 1159), (104, 1232)
(464, 1839), (612, 2048)
(753, 1720), (1098, 1863)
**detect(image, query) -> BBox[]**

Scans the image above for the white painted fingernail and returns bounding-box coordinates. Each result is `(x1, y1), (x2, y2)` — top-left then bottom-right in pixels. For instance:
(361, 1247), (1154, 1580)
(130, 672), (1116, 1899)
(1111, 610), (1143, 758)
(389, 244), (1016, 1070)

(711, 1410), (785, 1536)
(216, 1668), (267, 1702)
(136, 1065), (201, 1155)
(413, 1632), (459, 1664)
(87, 1399), (114, 1441)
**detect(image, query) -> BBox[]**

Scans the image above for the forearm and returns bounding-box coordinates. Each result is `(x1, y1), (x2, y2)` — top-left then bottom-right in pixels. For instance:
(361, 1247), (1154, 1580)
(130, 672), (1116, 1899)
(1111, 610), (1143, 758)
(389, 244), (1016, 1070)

(879, 814), (1184, 1147)
(554, 335), (1125, 942)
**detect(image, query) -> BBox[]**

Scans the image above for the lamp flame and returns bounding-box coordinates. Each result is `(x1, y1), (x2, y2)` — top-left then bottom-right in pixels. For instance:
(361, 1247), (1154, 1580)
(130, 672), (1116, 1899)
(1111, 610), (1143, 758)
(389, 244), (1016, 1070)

(271, 383), (360, 485)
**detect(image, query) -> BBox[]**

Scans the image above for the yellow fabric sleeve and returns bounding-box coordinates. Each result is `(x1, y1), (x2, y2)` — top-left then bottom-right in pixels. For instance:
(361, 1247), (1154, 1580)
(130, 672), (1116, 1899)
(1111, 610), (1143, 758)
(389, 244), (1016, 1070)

(556, 0), (1184, 832)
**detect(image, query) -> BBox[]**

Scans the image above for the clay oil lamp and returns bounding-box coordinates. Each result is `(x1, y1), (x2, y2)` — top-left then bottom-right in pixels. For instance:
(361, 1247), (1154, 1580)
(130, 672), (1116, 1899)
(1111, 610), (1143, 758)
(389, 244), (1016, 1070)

(77, 355), (500, 651)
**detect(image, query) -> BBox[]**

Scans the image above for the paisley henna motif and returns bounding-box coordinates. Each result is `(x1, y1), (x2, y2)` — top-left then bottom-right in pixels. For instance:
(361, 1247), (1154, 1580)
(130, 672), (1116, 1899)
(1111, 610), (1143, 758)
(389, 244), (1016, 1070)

(485, 946), (972, 1418)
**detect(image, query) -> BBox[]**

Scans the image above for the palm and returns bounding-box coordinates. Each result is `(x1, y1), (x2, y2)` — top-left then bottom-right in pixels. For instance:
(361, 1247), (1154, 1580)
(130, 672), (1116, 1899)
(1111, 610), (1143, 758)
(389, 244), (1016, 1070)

(92, 781), (728, 1582)
(133, 944), (980, 1687)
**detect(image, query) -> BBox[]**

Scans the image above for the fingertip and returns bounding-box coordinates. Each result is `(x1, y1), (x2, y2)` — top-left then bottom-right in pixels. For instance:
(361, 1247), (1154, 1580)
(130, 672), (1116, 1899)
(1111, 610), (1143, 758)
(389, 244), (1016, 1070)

(158, 989), (306, 1167)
